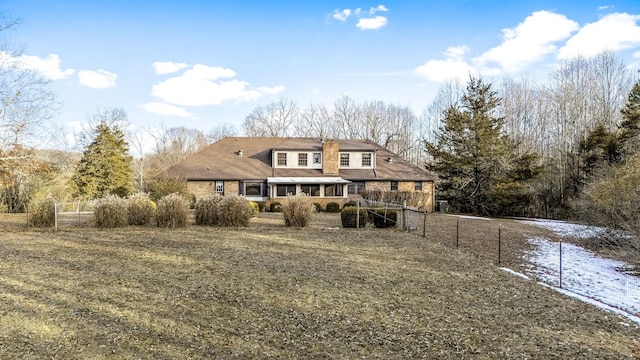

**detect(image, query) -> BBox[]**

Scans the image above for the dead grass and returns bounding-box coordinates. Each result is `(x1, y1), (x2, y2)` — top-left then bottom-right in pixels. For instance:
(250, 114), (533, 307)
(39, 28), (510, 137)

(0, 212), (638, 358)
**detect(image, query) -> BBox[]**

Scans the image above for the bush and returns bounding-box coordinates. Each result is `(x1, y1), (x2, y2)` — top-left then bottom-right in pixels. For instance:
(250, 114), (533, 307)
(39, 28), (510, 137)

(256, 201), (266, 212)
(148, 177), (189, 203)
(325, 202), (340, 213)
(194, 194), (224, 226)
(217, 195), (253, 227)
(94, 195), (128, 228)
(249, 201), (260, 217)
(312, 202), (323, 212)
(343, 200), (357, 209)
(28, 196), (56, 228)
(282, 195), (314, 227)
(371, 208), (398, 228)
(127, 193), (156, 226)
(341, 206), (368, 228)
(156, 193), (189, 228)
(270, 201), (282, 212)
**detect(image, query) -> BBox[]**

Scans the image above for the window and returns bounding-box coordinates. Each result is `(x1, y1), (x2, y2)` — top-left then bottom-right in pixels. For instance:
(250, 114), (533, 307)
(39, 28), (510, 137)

(414, 181), (423, 191)
(340, 153), (350, 167)
(244, 182), (266, 196)
(348, 181), (365, 195)
(325, 184), (344, 197)
(277, 153), (287, 166)
(362, 153), (372, 167)
(313, 152), (322, 164)
(298, 153), (308, 166)
(300, 184), (320, 196)
(390, 181), (398, 191)
(276, 184), (296, 196)
(215, 181), (224, 193)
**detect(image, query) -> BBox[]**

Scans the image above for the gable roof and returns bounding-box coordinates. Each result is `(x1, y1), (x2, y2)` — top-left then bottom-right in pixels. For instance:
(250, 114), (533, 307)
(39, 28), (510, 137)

(165, 137), (437, 182)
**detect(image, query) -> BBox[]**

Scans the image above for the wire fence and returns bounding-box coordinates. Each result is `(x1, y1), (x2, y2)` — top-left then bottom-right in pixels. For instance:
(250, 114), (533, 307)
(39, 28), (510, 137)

(54, 201), (96, 230)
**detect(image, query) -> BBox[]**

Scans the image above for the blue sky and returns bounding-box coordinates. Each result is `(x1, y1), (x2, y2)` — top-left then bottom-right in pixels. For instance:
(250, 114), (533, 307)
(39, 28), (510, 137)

(2, 0), (640, 146)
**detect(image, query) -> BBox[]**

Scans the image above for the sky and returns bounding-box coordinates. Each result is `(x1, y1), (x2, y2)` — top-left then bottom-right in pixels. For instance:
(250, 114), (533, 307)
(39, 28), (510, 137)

(1, 0), (640, 150)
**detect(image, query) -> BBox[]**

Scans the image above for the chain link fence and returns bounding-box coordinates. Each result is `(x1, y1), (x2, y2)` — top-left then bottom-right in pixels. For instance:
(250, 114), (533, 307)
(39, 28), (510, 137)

(54, 201), (95, 229)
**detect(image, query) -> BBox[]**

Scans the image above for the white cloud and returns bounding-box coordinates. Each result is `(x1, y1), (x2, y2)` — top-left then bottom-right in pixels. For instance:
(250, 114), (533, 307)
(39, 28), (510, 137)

(330, 5), (389, 30)
(78, 69), (117, 89)
(152, 61), (190, 75)
(357, 16), (388, 30)
(634, 50), (640, 59)
(150, 64), (285, 107)
(370, 5), (388, 14)
(332, 9), (352, 21)
(0, 51), (74, 80)
(598, 5), (614, 11)
(414, 46), (478, 82)
(140, 102), (193, 117)
(474, 11), (578, 72)
(558, 13), (640, 59)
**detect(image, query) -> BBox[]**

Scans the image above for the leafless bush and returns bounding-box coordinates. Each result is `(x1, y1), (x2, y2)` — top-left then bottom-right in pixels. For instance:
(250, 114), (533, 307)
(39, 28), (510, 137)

(28, 196), (56, 227)
(282, 195), (314, 227)
(127, 193), (156, 226)
(195, 194), (224, 226)
(94, 195), (128, 228)
(361, 189), (431, 209)
(216, 195), (253, 227)
(156, 193), (189, 228)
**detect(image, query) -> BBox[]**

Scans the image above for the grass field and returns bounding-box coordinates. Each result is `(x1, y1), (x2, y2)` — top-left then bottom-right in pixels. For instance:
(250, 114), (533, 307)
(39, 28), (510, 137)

(1, 212), (639, 359)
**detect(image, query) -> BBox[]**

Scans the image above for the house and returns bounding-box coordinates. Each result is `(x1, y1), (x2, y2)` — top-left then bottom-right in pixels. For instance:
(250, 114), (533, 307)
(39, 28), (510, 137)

(166, 137), (437, 210)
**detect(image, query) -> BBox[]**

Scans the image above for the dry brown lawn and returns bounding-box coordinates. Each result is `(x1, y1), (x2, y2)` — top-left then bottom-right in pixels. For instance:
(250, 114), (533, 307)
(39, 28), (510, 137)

(0, 212), (639, 359)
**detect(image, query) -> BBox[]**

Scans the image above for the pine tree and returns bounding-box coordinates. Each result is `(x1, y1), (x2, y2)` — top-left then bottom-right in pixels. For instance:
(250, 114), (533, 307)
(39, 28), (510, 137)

(426, 76), (542, 215)
(617, 82), (640, 160)
(71, 122), (134, 199)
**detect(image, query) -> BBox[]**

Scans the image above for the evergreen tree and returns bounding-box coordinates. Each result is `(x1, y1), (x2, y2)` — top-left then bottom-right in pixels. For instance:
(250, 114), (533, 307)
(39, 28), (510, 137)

(617, 82), (640, 160)
(426, 76), (542, 215)
(579, 124), (620, 181)
(71, 122), (134, 199)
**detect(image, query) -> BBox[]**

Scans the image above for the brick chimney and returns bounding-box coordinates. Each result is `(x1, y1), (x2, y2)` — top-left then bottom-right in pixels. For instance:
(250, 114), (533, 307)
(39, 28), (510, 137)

(322, 140), (339, 174)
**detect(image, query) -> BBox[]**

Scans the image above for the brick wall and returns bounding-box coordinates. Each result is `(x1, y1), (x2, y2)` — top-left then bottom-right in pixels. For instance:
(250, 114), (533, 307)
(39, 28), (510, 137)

(187, 181), (214, 199)
(322, 140), (339, 174)
(224, 181), (239, 195)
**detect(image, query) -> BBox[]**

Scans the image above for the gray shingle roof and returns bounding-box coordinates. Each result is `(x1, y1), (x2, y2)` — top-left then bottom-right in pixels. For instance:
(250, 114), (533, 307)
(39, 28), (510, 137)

(165, 137), (436, 182)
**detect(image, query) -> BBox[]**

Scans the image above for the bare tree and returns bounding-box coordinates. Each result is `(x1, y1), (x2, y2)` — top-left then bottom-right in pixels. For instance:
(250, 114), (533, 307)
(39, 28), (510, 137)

(207, 123), (237, 143)
(242, 98), (299, 137)
(333, 95), (362, 139)
(294, 103), (338, 138)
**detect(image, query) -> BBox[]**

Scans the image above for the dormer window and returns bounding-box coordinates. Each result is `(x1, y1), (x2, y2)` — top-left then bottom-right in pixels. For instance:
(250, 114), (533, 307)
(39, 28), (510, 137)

(313, 152), (321, 164)
(277, 153), (287, 166)
(362, 153), (372, 167)
(298, 153), (308, 166)
(340, 153), (350, 167)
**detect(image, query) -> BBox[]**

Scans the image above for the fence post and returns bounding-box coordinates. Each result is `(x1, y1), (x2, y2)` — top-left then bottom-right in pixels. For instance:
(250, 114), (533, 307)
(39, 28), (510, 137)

(456, 218), (459, 249)
(559, 241), (563, 289)
(402, 200), (407, 232)
(498, 224), (502, 266)
(54, 203), (58, 231)
(422, 211), (427, 238)
(77, 201), (81, 226)
(356, 201), (360, 229)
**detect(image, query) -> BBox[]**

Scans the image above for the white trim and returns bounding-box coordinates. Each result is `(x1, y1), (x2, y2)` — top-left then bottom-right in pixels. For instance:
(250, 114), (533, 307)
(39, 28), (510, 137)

(267, 177), (351, 184)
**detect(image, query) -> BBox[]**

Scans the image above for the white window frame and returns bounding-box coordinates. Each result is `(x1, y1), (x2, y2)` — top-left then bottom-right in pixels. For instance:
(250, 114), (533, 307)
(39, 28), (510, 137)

(215, 181), (224, 193)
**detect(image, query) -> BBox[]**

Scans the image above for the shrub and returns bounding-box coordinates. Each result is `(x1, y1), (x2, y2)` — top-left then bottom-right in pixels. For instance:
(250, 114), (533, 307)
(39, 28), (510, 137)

(127, 193), (156, 226)
(217, 195), (253, 227)
(371, 208), (398, 228)
(195, 194), (224, 226)
(282, 195), (314, 227)
(312, 202), (323, 212)
(343, 200), (358, 209)
(148, 177), (189, 203)
(156, 193), (189, 228)
(249, 201), (260, 217)
(341, 206), (368, 228)
(94, 195), (128, 228)
(256, 201), (266, 212)
(28, 196), (56, 228)
(325, 202), (340, 213)
(270, 201), (282, 212)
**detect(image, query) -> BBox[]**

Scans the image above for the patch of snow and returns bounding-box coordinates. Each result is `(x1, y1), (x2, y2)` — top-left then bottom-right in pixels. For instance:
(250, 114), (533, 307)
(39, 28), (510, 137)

(519, 219), (605, 238)
(500, 267), (530, 280)
(524, 236), (640, 317)
(448, 214), (491, 221)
